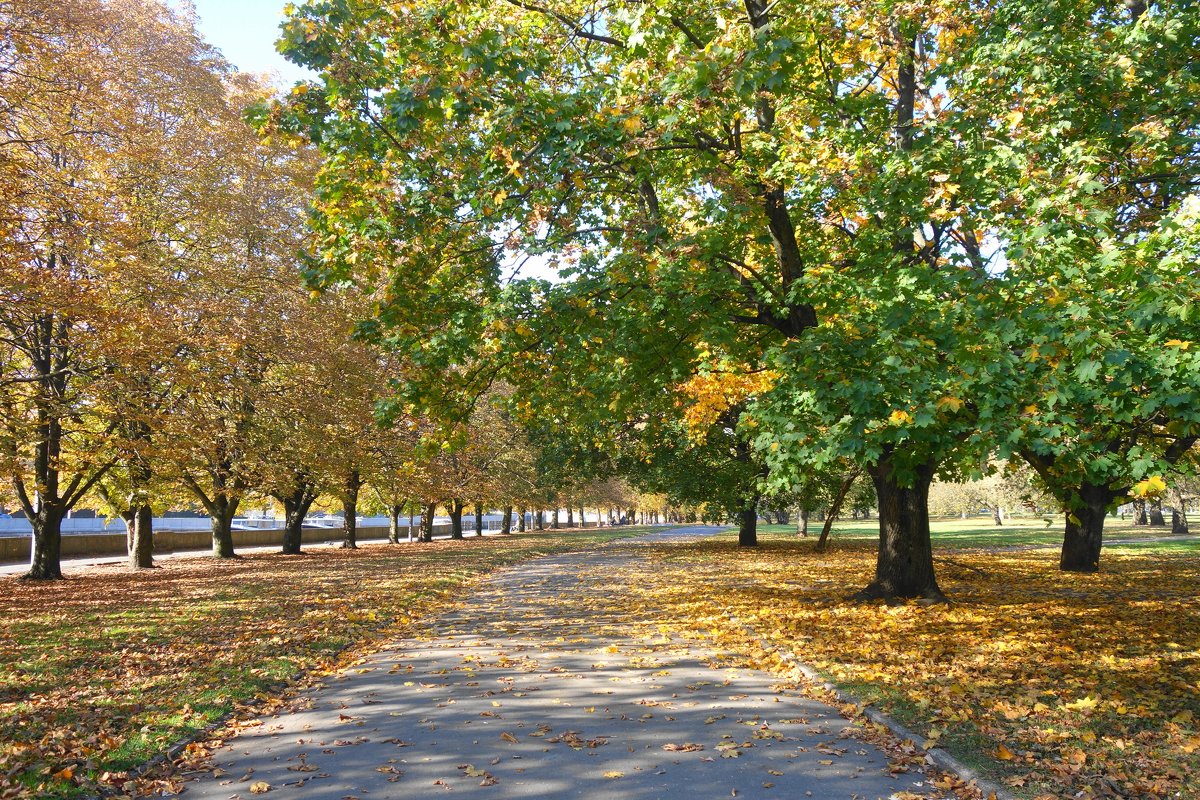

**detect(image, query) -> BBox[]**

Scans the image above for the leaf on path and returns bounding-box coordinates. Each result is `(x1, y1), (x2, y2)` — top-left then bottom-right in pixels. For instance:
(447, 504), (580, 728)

(603, 771), (624, 779)
(248, 781), (271, 794)
(663, 742), (704, 752)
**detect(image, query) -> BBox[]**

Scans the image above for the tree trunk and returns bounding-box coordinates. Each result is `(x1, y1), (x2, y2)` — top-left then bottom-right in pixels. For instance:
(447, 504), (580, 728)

(798, 507), (810, 537)
(408, 510), (416, 541)
(1133, 498), (1148, 525)
(501, 506), (513, 535)
(1060, 482), (1116, 573)
(1148, 498), (1166, 527)
(1172, 506), (1189, 535)
(211, 500), (237, 558)
(738, 495), (759, 547)
(991, 506), (1003, 526)
(280, 486), (316, 555)
(566, 507), (574, 526)
(388, 503), (403, 544)
(449, 499), (464, 539)
(536, 510), (544, 530)
(420, 502), (435, 542)
(25, 506), (66, 580)
(341, 469), (361, 549)
(517, 506), (527, 532)
(817, 471), (860, 553)
(552, 508), (560, 529)
(856, 455), (943, 601)
(474, 502), (484, 536)
(124, 504), (155, 569)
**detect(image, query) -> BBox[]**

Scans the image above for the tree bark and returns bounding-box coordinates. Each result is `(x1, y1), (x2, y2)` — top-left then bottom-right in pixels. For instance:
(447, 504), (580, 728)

(551, 508), (560, 529)
(279, 485), (316, 555)
(856, 454), (943, 601)
(1172, 506), (1189, 535)
(798, 507), (810, 537)
(341, 469), (361, 549)
(517, 506), (527, 532)
(536, 510), (544, 530)
(817, 471), (860, 554)
(1060, 482), (1116, 573)
(122, 504), (155, 569)
(991, 506), (1003, 526)
(449, 499), (464, 539)
(25, 506), (66, 580)
(420, 502), (436, 542)
(474, 502), (484, 536)
(1148, 498), (1166, 527)
(388, 503), (404, 544)
(1133, 498), (1148, 525)
(210, 500), (237, 558)
(738, 494), (759, 547)
(566, 507), (574, 527)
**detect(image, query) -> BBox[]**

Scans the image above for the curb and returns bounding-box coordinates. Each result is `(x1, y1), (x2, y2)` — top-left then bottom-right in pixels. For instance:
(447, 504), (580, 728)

(725, 612), (1017, 800)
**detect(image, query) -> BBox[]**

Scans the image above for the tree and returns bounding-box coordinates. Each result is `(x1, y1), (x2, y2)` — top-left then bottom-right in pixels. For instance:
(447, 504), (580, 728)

(0, 0), (235, 578)
(276, 0), (1042, 600)
(980, 0), (1200, 571)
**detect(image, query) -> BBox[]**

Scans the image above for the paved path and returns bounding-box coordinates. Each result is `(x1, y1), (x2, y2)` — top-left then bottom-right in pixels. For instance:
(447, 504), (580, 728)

(180, 527), (941, 799)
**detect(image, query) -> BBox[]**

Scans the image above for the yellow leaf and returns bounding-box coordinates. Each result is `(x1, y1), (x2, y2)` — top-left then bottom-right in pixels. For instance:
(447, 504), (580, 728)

(603, 771), (624, 779)
(1165, 339), (1191, 350)
(995, 744), (1016, 761)
(249, 781), (272, 794)
(937, 396), (964, 412)
(889, 409), (913, 425)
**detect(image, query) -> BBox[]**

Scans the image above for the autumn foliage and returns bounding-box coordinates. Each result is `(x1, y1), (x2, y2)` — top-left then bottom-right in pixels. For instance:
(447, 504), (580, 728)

(634, 531), (1200, 799)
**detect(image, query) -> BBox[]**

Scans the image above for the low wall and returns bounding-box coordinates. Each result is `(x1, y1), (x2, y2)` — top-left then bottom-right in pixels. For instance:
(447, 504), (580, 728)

(0, 519), (607, 564)
(0, 523), (452, 563)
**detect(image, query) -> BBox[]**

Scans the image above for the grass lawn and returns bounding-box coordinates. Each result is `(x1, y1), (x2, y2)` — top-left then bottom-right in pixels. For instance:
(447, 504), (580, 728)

(0, 527), (644, 799)
(634, 519), (1200, 800)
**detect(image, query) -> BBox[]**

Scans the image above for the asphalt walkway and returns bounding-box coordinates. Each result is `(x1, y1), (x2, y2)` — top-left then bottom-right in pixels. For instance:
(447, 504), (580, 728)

(179, 527), (941, 799)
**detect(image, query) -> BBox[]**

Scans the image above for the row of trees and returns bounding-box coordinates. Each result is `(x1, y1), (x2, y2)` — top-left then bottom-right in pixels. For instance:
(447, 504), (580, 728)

(276, 0), (1200, 599)
(0, 0), (683, 580)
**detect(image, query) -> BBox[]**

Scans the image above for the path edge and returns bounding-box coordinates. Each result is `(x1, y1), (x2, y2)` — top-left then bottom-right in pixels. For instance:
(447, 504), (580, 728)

(724, 612), (1017, 800)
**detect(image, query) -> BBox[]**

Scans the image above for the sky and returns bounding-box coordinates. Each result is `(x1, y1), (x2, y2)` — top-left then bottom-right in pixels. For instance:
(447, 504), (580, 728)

(183, 0), (313, 86)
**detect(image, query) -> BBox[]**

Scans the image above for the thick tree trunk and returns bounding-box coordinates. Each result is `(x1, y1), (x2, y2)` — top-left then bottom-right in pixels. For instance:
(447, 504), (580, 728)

(420, 503), (436, 542)
(449, 499), (464, 539)
(25, 507), (66, 580)
(1148, 498), (1166, 527)
(1060, 482), (1116, 573)
(341, 470), (361, 549)
(551, 508), (560, 529)
(474, 502), (484, 536)
(1172, 506), (1189, 535)
(536, 510), (544, 530)
(388, 504), (404, 544)
(122, 504), (155, 569)
(517, 506), (527, 532)
(279, 484), (316, 555)
(738, 495), (759, 547)
(566, 507), (574, 526)
(991, 506), (1003, 526)
(211, 501), (237, 558)
(798, 507), (810, 537)
(856, 455), (943, 601)
(1133, 499), (1148, 525)
(501, 506), (513, 535)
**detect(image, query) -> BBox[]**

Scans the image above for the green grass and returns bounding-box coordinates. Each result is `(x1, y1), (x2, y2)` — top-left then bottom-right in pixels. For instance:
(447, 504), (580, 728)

(761, 514), (1199, 552)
